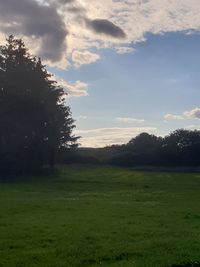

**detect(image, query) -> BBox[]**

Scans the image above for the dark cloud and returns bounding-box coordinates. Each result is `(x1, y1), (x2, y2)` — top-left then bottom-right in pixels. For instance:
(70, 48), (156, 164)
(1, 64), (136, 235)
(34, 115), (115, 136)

(56, 0), (75, 5)
(0, 0), (68, 62)
(86, 19), (126, 39)
(0, 0), (126, 64)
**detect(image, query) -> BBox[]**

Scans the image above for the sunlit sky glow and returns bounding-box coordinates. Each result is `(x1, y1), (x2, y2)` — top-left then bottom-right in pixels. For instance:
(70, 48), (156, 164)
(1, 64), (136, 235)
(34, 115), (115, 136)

(1, 0), (200, 147)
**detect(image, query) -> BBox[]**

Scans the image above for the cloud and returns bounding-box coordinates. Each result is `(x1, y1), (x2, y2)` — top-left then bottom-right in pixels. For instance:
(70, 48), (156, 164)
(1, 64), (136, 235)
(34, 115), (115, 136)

(56, 77), (89, 97)
(85, 19), (126, 39)
(116, 117), (145, 124)
(164, 114), (184, 120)
(72, 50), (100, 67)
(0, 0), (68, 63)
(57, 0), (75, 4)
(115, 46), (135, 54)
(77, 115), (87, 120)
(1, 0), (200, 67)
(75, 127), (157, 147)
(185, 125), (200, 130)
(183, 108), (200, 119)
(164, 108), (200, 121)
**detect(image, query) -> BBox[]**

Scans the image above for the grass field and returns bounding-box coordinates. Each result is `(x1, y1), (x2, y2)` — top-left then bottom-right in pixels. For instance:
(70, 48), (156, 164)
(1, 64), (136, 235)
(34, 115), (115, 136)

(0, 165), (200, 267)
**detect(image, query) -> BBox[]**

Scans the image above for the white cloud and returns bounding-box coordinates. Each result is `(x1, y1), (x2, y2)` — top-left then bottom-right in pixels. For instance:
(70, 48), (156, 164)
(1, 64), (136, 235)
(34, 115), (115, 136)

(164, 108), (200, 121)
(78, 115), (87, 120)
(186, 125), (200, 130)
(2, 0), (200, 68)
(65, 0), (200, 67)
(116, 117), (145, 123)
(75, 127), (157, 147)
(183, 108), (200, 119)
(71, 50), (101, 68)
(56, 77), (89, 97)
(164, 114), (184, 120)
(115, 47), (135, 54)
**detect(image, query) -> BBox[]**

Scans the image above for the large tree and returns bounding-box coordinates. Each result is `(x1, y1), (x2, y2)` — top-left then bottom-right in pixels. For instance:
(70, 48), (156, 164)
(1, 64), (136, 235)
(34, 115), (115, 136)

(0, 35), (78, 173)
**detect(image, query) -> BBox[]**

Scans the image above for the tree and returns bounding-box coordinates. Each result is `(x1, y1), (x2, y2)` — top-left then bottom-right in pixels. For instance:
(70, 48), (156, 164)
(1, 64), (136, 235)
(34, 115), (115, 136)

(109, 130), (200, 167)
(161, 129), (200, 166)
(0, 35), (78, 173)
(127, 133), (162, 154)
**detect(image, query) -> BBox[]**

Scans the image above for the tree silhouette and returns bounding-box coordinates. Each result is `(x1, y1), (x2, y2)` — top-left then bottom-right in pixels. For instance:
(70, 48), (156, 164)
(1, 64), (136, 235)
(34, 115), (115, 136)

(108, 130), (200, 167)
(0, 35), (78, 173)
(127, 133), (162, 154)
(161, 129), (200, 166)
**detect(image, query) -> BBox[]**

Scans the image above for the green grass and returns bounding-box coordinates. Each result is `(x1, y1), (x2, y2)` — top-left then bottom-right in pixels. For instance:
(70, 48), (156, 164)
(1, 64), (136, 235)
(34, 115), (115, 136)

(1, 165), (200, 267)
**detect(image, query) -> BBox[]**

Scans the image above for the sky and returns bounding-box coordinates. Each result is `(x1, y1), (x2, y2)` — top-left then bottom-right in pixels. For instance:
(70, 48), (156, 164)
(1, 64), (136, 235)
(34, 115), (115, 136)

(0, 0), (200, 147)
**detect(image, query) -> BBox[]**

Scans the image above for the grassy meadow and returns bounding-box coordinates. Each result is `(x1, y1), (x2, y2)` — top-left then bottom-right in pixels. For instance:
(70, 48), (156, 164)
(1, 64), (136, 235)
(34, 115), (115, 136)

(0, 165), (200, 267)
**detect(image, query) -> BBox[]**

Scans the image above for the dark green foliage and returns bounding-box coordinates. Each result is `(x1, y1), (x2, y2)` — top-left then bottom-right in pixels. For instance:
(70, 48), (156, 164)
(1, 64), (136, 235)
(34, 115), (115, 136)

(56, 147), (99, 164)
(160, 129), (200, 166)
(0, 36), (78, 173)
(127, 132), (162, 154)
(108, 130), (200, 167)
(78, 146), (121, 162)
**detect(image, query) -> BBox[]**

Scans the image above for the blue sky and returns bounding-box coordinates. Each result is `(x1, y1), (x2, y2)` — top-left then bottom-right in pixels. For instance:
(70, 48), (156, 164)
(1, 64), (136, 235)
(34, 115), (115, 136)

(49, 32), (200, 146)
(1, 0), (200, 147)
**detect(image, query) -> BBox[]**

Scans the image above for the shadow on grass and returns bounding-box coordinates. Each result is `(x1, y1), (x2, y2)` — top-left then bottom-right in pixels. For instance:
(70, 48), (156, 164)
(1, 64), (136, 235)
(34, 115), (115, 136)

(170, 263), (200, 267)
(0, 167), (60, 183)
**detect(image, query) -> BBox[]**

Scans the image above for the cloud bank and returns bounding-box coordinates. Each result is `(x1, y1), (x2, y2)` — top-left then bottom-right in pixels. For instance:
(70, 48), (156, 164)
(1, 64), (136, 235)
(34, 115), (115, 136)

(1, 0), (200, 68)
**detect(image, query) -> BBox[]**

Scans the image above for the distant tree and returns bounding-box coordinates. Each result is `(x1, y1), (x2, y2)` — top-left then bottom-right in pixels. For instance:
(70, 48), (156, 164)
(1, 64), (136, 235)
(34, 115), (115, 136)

(109, 129), (200, 167)
(108, 133), (162, 167)
(127, 133), (162, 154)
(161, 129), (200, 166)
(0, 35), (78, 173)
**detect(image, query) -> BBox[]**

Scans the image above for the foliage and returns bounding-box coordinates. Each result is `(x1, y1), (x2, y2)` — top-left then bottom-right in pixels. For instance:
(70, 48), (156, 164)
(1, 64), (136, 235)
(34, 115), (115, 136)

(127, 132), (162, 154)
(79, 130), (200, 167)
(0, 36), (78, 173)
(160, 129), (200, 166)
(56, 147), (99, 164)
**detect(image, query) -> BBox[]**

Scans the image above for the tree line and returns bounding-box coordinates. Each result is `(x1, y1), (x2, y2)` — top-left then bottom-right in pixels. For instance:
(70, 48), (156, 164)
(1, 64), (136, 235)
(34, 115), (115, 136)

(62, 129), (200, 168)
(0, 36), (78, 174)
(108, 129), (200, 167)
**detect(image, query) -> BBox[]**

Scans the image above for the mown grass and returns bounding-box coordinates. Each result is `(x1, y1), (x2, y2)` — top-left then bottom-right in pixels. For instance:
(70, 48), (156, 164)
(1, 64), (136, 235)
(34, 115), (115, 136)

(0, 165), (200, 267)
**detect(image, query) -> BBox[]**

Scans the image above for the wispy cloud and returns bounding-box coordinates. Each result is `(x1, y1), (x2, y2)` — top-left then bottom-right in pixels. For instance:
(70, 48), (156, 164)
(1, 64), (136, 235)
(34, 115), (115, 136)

(71, 50), (100, 68)
(164, 114), (184, 120)
(75, 127), (157, 147)
(78, 115), (87, 120)
(186, 125), (200, 130)
(116, 117), (145, 124)
(56, 77), (89, 97)
(115, 46), (135, 54)
(164, 108), (200, 121)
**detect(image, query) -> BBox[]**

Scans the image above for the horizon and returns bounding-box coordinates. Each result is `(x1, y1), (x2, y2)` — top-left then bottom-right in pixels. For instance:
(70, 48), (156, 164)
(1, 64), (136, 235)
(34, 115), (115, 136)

(1, 0), (200, 147)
